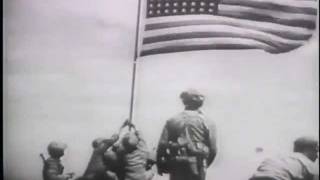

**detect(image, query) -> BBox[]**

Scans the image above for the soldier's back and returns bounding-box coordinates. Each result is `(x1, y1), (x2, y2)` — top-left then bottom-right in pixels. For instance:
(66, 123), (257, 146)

(167, 110), (209, 142)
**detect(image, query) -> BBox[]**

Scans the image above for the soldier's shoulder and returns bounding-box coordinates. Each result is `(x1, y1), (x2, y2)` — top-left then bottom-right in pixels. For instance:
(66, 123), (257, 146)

(167, 112), (186, 122)
(203, 117), (215, 124)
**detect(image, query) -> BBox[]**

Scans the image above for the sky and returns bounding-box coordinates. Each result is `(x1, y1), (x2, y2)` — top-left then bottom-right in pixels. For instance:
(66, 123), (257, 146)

(3, 0), (319, 180)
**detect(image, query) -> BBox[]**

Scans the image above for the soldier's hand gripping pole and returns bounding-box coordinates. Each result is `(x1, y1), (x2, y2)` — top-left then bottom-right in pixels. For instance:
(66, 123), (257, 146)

(120, 118), (136, 131)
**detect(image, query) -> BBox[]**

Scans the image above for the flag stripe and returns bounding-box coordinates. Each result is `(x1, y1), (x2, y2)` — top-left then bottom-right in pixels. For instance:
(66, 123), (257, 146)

(219, 4), (316, 21)
(221, 0), (317, 15)
(144, 14), (316, 26)
(145, 15), (315, 33)
(140, 38), (286, 56)
(143, 25), (305, 44)
(142, 25), (305, 53)
(144, 17), (314, 40)
(218, 6), (316, 29)
(145, 7), (316, 29)
(143, 30), (304, 49)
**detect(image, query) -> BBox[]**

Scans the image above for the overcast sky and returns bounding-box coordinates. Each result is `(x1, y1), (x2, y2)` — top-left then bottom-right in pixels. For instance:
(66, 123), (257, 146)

(3, 0), (319, 180)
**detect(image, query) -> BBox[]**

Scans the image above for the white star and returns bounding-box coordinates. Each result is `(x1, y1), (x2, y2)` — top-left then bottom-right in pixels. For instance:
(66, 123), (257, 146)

(157, 3), (161, 7)
(208, 8), (213, 12)
(200, 2), (205, 6)
(173, 2), (178, 6)
(199, 8), (204, 12)
(164, 9), (169, 13)
(209, 2), (214, 6)
(182, 2), (187, 6)
(181, 8), (187, 13)
(173, 9), (178, 13)
(190, 8), (195, 12)
(149, 10), (153, 14)
(165, 2), (170, 7)
(191, 2), (196, 6)
(156, 10), (161, 14)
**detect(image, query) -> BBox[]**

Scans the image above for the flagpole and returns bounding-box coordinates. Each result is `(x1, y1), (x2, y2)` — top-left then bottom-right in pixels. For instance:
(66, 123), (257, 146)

(129, 0), (143, 125)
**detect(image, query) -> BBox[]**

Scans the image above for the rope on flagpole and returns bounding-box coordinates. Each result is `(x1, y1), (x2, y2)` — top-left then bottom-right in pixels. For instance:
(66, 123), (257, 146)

(129, 0), (143, 125)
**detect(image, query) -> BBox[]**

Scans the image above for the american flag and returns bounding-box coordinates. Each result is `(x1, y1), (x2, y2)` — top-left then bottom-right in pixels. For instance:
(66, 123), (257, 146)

(138, 0), (317, 56)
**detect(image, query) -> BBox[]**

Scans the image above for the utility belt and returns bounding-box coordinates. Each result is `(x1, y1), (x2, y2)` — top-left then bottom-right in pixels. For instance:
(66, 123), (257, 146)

(158, 141), (209, 175)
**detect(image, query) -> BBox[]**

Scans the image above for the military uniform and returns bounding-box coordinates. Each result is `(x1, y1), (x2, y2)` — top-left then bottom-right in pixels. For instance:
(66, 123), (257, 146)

(43, 157), (71, 180)
(43, 142), (72, 180)
(250, 153), (318, 180)
(121, 131), (155, 180)
(82, 137), (119, 180)
(157, 110), (217, 180)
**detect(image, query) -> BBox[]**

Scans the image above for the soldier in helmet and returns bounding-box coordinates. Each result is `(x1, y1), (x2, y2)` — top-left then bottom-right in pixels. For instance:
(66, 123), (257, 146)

(78, 134), (119, 180)
(250, 136), (319, 180)
(156, 89), (218, 180)
(42, 141), (74, 180)
(112, 123), (155, 180)
(76, 120), (132, 180)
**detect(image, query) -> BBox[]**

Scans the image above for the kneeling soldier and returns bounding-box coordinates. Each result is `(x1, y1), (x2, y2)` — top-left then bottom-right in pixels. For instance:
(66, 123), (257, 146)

(250, 136), (319, 180)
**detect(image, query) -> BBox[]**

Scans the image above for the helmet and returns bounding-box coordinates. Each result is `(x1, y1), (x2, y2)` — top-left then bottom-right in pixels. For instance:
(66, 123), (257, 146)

(180, 89), (205, 109)
(47, 141), (67, 158)
(92, 138), (106, 148)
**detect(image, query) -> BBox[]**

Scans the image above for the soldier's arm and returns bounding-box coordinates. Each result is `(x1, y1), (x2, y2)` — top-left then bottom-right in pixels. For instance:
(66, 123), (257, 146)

(206, 122), (217, 167)
(157, 122), (170, 153)
(101, 139), (117, 149)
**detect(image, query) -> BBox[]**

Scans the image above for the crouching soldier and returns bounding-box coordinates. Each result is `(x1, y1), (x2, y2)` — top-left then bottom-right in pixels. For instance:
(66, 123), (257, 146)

(79, 134), (120, 180)
(250, 136), (319, 180)
(156, 89), (218, 180)
(41, 141), (75, 180)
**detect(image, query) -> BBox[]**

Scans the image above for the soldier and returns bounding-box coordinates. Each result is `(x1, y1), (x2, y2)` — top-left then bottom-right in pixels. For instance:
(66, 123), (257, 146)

(42, 141), (74, 180)
(156, 89), (218, 180)
(113, 124), (155, 180)
(250, 136), (319, 180)
(77, 120), (131, 180)
(79, 134), (119, 180)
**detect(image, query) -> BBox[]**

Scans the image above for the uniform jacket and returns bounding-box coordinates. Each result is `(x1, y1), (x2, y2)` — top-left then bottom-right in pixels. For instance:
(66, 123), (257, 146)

(122, 132), (154, 180)
(250, 153), (319, 180)
(157, 110), (218, 177)
(83, 138), (117, 180)
(43, 158), (68, 180)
